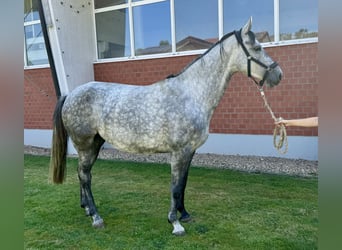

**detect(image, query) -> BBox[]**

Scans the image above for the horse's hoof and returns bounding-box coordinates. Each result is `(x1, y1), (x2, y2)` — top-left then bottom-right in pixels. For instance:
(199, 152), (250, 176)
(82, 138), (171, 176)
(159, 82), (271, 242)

(171, 220), (185, 236)
(172, 229), (186, 236)
(92, 216), (104, 228)
(92, 220), (104, 228)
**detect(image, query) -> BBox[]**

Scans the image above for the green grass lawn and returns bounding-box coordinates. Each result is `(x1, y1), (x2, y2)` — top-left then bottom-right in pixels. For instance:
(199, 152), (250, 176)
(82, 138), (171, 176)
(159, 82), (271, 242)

(24, 154), (317, 249)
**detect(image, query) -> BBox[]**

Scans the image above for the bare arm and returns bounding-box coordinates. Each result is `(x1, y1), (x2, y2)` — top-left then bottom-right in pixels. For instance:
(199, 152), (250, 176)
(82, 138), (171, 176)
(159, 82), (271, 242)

(275, 117), (318, 127)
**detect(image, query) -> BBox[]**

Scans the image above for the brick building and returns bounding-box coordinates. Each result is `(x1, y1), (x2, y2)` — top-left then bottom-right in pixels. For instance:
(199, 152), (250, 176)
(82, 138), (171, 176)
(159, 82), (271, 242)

(24, 0), (318, 160)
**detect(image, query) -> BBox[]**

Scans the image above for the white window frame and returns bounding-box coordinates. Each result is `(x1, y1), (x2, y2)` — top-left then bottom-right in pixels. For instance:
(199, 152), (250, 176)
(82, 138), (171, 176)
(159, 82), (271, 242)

(24, 0), (318, 68)
(266, 0), (318, 48)
(94, 0), (168, 60)
(94, 0), (318, 63)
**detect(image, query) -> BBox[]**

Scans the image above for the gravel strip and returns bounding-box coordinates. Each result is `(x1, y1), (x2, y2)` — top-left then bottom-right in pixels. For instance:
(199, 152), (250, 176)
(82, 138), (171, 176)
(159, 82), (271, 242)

(25, 145), (317, 178)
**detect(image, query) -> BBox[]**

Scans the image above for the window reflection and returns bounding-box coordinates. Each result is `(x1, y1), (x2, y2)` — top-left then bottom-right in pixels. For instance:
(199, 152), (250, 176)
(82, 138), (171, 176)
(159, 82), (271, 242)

(24, 24), (48, 66)
(133, 1), (171, 56)
(223, 0), (274, 42)
(24, 0), (39, 22)
(96, 9), (131, 58)
(175, 0), (218, 52)
(279, 0), (318, 41)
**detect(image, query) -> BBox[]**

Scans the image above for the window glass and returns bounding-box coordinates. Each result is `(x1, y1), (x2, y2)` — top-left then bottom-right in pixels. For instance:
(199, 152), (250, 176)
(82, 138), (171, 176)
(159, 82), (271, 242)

(279, 0), (318, 41)
(96, 9), (131, 58)
(175, 0), (218, 51)
(133, 1), (171, 56)
(24, 0), (39, 22)
(24, 24), (48, 66)
(223, 0), (274, 43)
(95, 0), (128, 9)
(93, 0), (318, 60)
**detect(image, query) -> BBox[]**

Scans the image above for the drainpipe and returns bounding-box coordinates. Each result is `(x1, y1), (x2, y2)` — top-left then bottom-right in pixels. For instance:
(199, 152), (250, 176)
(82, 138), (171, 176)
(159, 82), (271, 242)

(37, 0), (61, 98)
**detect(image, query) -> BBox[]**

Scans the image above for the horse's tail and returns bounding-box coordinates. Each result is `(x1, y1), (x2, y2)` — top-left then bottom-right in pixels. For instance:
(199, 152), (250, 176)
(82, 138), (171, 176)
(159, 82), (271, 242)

(50, 95), (68, 184)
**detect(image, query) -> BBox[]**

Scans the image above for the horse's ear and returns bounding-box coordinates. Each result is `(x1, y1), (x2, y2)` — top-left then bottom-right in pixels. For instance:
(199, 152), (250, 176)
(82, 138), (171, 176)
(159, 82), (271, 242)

(242, 17), (253, 35)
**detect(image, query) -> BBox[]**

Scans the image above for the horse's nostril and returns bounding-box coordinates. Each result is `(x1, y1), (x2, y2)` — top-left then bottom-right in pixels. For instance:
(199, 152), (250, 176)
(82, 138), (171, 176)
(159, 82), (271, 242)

(279, 73), (282, 81)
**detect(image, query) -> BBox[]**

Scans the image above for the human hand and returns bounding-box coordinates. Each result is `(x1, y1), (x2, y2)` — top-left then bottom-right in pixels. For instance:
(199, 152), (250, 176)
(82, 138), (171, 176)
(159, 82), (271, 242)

(274, 117), (287, 126)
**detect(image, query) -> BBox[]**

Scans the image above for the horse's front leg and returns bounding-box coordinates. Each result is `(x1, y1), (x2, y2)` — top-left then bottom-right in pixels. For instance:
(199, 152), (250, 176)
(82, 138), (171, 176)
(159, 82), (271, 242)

(168, 149), (195, 235)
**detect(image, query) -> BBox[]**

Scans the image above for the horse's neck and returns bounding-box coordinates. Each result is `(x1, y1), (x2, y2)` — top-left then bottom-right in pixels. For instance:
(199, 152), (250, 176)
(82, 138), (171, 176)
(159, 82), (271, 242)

(179, 38), (236, 114)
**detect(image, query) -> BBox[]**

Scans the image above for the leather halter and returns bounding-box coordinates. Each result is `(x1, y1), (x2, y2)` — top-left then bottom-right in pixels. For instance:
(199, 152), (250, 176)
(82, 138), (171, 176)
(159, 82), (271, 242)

(234, 29), (278, 87)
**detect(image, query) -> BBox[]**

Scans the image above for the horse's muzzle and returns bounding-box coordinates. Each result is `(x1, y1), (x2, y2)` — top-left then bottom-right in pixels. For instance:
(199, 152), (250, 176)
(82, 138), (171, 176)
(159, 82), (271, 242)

(265, 66), (283, 87)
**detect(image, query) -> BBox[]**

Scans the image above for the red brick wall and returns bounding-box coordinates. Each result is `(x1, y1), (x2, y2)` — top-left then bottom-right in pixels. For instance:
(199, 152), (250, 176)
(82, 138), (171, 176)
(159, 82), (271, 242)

(24, 68), (57, 129)
(25, 43), (318, 136)
(94, 56), (196, 84)
(211, 43), (318, 136)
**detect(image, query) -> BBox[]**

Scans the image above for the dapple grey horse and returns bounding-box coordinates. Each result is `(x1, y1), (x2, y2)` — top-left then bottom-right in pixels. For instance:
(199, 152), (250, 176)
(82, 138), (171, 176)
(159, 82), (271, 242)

(50, 18), (283, 235)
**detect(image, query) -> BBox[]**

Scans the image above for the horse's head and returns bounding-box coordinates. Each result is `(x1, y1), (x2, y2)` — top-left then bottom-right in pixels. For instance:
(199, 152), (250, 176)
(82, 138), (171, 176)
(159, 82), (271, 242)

(232, 17), (283, 88)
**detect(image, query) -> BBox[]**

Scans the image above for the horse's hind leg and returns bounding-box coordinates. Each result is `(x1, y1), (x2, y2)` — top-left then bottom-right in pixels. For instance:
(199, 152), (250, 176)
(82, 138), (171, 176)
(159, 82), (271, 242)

(76, 134), (105, 228)
(168, 148), (195, 235)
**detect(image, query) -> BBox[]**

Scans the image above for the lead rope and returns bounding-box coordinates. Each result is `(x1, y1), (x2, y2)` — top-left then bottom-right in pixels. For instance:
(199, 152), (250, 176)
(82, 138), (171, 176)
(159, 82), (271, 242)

(257, 87), (288, 154)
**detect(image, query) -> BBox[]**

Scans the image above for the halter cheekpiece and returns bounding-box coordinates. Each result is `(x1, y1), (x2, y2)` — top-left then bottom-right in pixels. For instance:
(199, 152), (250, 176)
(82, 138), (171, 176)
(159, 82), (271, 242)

(234, 29), (278, 87)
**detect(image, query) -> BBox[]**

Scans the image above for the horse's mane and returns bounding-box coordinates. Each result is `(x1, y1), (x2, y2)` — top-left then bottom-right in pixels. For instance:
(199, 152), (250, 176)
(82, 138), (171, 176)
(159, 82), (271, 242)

(166, 31), (235, 79)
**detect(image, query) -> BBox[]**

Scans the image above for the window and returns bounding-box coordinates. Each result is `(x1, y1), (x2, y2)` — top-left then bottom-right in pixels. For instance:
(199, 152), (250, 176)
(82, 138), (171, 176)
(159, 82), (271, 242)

(96, 8), (131, 58)
(223, 0), (274, 43)
(95, 0), (318, 60)
(279, 0), (318, 41)
(175, 0), (218, 51)
(23, 0), (318, 65)
(24, 24), (48, 66)
(133, 1), (171, 55)
(24, 0), (48, 66)
(95, 0), (170, 59)
(24, 0), (39, 22)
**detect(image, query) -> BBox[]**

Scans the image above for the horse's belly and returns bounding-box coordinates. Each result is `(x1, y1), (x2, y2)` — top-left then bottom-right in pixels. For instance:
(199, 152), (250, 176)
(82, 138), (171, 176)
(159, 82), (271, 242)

(99, 126), (171, 154)
(106, 136), (171, 154)
(100, 121), (208, 154)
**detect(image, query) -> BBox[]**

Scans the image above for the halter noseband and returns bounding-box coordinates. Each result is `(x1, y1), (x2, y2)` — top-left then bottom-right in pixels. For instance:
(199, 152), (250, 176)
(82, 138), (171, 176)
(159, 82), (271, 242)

(234, 29), (278, 87)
